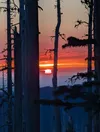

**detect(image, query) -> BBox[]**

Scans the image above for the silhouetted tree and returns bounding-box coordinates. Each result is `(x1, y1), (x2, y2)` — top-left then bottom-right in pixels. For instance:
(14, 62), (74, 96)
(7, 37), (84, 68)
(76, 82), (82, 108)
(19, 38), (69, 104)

(23, 0), (40, 132)
(14, 26), (23, 132)
(52, 0), (62, 132)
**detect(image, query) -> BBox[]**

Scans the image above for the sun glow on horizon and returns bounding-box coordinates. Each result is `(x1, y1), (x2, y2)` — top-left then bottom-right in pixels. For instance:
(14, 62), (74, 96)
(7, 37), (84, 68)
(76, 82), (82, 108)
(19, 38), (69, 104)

(44, 69), (52, 74)
(39, 62), (86, 69)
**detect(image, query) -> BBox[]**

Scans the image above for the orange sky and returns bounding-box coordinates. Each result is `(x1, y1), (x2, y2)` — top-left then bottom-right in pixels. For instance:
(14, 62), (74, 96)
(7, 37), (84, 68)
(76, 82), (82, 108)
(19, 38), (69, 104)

(0, 0), (89, 73)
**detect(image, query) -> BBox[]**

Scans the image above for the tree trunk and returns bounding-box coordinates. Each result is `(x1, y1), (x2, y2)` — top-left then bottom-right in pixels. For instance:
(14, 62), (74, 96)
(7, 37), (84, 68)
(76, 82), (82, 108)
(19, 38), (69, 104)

(7, 0), (12, 131)
(93, 0), (100, 131)
(87, 0), (93, 132)
(52, 0), (62, 132)
(2, 69), (5, 132)
(24, 0), (40, 132)
(19, 0), (26, 130)
(94, 0), (100, 80)
(14, 27), (23, 132)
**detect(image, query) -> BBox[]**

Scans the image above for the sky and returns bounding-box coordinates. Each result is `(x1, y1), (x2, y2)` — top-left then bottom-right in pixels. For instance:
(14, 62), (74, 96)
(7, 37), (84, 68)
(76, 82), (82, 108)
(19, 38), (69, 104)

(0, 0), (88, 73)
(39, 0), (88, 72)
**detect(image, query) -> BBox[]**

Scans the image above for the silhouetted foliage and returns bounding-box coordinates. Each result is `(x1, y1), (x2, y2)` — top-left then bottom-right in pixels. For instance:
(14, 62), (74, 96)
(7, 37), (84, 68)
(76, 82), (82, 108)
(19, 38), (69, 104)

(68, 71), (97, 83)
(83, 81), (100, 87)
(62, 36), (96, 48)
(34, 99), (73, 109)
(81, 0), (92, 9)
(54, 85), (82, 96)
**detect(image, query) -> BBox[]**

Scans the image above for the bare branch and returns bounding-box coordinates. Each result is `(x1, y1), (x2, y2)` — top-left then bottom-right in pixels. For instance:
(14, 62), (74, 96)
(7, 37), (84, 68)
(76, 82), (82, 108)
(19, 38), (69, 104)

(50, 35), (55, 41)
(59, 32), (66, 41)
(74, 20), (88, 28)
(38, 5), (43, 11)
(12, 0), (19, 9)
(44, 48), (54, 59)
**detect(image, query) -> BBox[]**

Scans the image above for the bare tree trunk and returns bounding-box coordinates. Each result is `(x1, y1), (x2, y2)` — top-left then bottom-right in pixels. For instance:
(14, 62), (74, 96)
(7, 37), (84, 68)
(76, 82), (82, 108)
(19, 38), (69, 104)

(88, 0), (93, 79)
(94, 0), (100, 80)
(52, 0), (61, 132)
(14, 27), (23, 132)
(24, 0), (40, 132)
(2, 69), (5, 132)
(19, 0), (25, 130)
(7, 0), (12, 131)
(87, 0), (93, 132)
(93, 0), (100, 131)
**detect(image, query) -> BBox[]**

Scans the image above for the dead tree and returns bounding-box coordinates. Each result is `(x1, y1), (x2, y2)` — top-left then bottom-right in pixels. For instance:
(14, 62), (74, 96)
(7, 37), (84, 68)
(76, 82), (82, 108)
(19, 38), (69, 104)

(7, 0), (13, 131)
(93, 0), (100, 131)
(14, 27), (23, 132)
(23, 0), (40, 132)
(87, 0), (93, 131)
(52, 0), (62, 132)
(19, 0), (25, 130)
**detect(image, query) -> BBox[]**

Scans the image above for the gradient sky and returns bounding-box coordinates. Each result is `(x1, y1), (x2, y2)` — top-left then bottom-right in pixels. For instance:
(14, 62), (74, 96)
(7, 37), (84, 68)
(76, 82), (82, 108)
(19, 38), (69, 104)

(39, 0), (88, 71)
(0, 0), (88, 72)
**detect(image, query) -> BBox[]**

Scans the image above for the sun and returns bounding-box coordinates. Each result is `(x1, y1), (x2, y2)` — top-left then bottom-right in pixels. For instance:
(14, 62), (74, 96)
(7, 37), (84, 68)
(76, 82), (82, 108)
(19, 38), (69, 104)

(44, 69), (52, 74)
